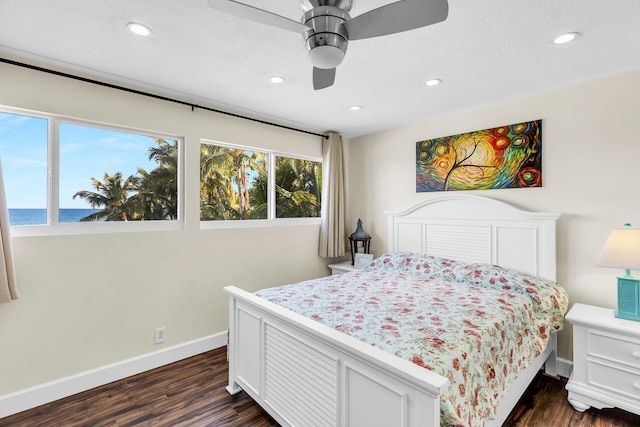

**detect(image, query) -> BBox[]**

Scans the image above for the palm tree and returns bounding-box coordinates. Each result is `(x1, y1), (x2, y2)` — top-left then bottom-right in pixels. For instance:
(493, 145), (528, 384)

(199, 144), (266, 220)
(74, 138), (178, 221)
(275, 157), (321, 218)
(248, 157), (322, 219)
(231, 148), (266, 219)
(131, 139), (178, 220)
(247, 169), (268, 219)
(72, 172), (140, 221)
(200, 144), (239, 220)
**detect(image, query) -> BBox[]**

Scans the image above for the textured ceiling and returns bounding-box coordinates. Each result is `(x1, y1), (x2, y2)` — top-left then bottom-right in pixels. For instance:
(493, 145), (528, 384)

(1, 0), (639, 138)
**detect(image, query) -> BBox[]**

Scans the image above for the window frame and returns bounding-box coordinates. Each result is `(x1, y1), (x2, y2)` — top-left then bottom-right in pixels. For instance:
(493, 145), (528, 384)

(199, 139), (322, 229)
(1, 106), (184, 237)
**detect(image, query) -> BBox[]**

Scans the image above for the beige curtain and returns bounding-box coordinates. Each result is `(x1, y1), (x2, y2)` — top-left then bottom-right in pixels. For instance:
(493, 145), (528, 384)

(0, 159), (18, 303)
(318, 132), (346, 258)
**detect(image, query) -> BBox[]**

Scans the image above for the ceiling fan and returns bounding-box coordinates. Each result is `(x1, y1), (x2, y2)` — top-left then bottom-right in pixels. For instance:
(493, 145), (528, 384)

(208, 0), (449, 90)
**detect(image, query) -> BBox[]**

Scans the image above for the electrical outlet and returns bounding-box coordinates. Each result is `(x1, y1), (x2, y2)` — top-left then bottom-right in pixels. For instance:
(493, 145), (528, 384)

(154, 327), (166, 344)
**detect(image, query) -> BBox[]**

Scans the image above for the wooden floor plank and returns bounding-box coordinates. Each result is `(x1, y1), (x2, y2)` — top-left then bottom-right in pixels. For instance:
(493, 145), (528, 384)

(2, 347), (640, 427)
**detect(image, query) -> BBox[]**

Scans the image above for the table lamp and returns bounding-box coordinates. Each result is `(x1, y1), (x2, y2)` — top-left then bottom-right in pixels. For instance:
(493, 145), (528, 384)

(349, 219), (371, 266)
(595, 223), (640, 321)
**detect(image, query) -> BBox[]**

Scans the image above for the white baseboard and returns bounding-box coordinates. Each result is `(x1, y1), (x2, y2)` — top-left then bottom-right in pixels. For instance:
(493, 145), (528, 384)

(557, 357), (572, 379)
(0, 331), (227, 419)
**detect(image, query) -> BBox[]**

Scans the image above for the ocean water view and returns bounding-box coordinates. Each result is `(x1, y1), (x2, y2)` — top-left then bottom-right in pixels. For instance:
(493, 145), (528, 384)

(8, 209), (102, 225)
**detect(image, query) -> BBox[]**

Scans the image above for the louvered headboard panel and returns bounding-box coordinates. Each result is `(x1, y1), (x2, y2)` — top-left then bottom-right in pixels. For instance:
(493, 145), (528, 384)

(386, 195), (560, 281)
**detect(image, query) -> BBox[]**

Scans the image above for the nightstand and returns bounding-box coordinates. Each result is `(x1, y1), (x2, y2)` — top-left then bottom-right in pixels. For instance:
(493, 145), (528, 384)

(566, 303), (640, 415)
(327, 260), (358, 275)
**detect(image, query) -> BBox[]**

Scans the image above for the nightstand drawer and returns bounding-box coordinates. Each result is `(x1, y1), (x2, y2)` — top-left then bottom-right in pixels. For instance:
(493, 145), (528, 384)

(589, 359), (640, 401)
(589, 330), (640, 368)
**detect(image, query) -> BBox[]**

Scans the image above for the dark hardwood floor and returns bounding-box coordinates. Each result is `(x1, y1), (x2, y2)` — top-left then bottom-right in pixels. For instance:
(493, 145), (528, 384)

(2, 347), (639, 427)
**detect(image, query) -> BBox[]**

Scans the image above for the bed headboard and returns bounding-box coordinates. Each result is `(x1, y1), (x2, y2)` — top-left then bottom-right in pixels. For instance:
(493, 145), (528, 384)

(386, 195), (560, 281)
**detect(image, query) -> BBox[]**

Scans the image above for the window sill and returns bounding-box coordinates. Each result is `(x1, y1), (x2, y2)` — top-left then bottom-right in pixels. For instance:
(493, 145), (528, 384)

(199, 217), (321, 230)
(10, 220), (184, 237)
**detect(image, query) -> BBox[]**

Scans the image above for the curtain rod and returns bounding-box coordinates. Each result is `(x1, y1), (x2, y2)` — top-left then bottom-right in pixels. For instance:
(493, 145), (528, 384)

(0, 57), (328, 139)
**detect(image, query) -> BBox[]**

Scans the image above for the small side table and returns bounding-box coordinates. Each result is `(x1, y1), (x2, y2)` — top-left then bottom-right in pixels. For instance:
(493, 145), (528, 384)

(328, 260), (358, 275)
(565, 303), (640, 416)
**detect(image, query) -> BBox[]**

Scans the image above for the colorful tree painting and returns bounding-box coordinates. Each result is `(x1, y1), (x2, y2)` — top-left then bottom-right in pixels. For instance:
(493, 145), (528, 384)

(416, 120), (542, 192)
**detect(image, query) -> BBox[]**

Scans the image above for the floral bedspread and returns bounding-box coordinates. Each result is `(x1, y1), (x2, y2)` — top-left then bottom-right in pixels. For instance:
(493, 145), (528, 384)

(255, 252), (569, 427)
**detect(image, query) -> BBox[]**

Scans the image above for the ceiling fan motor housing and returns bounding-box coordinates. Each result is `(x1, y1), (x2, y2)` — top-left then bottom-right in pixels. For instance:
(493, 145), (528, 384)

(301, 0), (352, 12)
(302, 2), (352, 69)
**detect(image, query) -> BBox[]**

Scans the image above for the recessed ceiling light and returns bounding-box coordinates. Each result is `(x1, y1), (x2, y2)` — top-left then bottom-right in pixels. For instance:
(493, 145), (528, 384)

(349, 105), (362, 111)
(425, 79), (442, 86)
(269, 76), (285, 84)
(127, 22), (152, 36)
(553, 32), (578, 45)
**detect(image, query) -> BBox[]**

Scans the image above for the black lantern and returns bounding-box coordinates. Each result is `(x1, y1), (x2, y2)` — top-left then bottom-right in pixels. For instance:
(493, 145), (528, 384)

(349, 218), (371, 265)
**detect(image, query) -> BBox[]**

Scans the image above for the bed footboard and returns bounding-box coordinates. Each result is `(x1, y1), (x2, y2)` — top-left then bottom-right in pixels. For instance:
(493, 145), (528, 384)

(225, 286), (450, 427)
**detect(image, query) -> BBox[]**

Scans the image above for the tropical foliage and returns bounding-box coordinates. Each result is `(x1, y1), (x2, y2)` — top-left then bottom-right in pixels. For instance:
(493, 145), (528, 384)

(200, 143), (322, 220)
(274, 156), (322, 218)
(73, 138), (178, 221)
(200, 144), (267, 220)
(73, 139), (322, 222)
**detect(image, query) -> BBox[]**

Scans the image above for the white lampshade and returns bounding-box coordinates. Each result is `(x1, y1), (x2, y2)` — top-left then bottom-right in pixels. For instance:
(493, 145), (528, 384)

(595, 225), (640, 272)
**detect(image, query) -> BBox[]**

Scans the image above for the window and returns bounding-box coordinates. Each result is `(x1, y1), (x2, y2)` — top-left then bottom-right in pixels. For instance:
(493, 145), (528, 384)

(0, 109), (181, 233)
(0, 112), (48, 225)
(275, 156), (322, 219)
(59, 123), (179, 222)
(200, 143), (268, 220)
(200, 141), (321, 223)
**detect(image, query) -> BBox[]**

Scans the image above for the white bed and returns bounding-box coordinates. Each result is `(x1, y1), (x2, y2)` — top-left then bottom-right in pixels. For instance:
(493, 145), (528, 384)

(225, 194), (562, 427)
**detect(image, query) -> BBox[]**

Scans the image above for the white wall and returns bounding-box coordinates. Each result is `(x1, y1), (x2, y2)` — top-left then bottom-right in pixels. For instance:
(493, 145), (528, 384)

(346, 68), (640, 361)
(0, 59), (333, 399)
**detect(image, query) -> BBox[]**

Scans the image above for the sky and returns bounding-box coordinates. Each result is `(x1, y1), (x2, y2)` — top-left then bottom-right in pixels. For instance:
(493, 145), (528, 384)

(0, 111), (164, 209)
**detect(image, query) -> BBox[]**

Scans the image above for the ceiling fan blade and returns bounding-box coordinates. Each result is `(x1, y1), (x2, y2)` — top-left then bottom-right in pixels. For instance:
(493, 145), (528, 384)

(313, 67), (336, 90)
(208, 0), (311, 33)
(343, 0), (448, 41)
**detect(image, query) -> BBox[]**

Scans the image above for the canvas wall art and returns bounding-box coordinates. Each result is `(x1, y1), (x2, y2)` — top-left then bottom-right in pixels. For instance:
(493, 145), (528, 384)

(416, 119), (542, 192)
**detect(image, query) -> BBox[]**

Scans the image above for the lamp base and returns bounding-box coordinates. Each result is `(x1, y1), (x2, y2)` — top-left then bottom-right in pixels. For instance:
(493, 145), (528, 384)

(615, 276), (640, 322)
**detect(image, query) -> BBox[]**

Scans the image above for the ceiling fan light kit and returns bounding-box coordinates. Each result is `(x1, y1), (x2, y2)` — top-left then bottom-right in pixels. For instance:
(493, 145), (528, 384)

(303, 4), (351, 69)
(208, 0), (449, 90)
